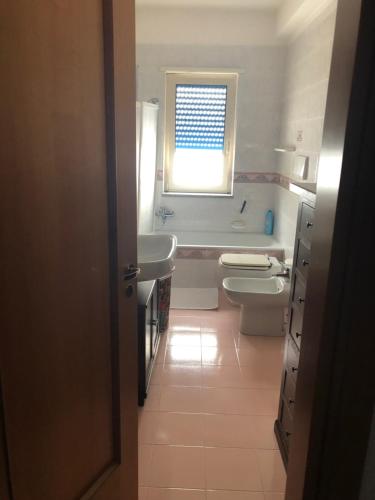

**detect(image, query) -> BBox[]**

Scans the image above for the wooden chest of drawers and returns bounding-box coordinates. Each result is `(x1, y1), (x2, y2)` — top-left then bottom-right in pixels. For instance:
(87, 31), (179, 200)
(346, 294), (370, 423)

(275, 190), (316, 466)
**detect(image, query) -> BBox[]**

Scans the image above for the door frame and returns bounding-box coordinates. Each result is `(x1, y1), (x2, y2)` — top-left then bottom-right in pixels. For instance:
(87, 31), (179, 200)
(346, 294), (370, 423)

(110, 0), (139, 497)
(286, 0), (375, 498)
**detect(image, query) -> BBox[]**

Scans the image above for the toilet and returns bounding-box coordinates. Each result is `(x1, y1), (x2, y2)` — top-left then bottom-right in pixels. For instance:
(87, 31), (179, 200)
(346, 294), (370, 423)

(218, 253), (283, 280)
(219, 253), (290, 336)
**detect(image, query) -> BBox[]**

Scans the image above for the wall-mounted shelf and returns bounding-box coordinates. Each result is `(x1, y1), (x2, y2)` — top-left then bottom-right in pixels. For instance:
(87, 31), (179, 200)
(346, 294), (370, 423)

(274, 146), (297, 153)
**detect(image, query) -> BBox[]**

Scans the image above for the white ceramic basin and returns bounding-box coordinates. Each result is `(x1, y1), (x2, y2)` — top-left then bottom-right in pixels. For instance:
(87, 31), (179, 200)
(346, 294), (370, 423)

(138, 233), (177, 282)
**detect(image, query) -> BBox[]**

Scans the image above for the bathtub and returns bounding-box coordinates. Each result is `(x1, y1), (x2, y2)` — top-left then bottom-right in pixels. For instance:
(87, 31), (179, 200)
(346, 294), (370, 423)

(155, 230), (284, 289)
(160, 230), (280, 250)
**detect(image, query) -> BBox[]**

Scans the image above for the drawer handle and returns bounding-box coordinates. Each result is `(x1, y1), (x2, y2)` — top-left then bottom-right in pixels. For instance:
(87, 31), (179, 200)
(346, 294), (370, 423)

(306, 221), (314, 228)
(289, 399), (295, 405)
(292, 367), (298, 373)
(286, 431), (292, 437)
(151, 319), (158, 327)
(302, 259), (309, 267)
(298, 297), (305, 304)
(296, 332), (301, 339)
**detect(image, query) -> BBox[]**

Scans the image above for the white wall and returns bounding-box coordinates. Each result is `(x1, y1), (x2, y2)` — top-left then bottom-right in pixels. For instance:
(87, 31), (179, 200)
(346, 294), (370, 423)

(275, 9), (337, 257)
(136, 7), (286, 234)
(277, 0), (336, 38)
(136, 7), (282, 46)
(154, 183), (278, 233)
(278, 10), (336, 183)
(274, 185), (299, 259)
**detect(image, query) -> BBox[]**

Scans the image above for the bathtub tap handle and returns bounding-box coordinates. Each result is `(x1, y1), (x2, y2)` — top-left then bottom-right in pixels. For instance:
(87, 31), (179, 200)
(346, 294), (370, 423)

(240, 200), (247, 214)
(276, 266), (290, 280)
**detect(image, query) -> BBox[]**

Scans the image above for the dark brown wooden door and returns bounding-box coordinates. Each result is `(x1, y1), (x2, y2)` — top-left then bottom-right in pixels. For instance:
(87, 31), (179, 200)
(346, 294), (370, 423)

(0, 1), (138, 499)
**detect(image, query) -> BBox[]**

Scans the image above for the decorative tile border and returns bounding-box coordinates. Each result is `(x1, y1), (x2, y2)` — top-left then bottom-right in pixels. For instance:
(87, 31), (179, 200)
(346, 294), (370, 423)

(234, 172), (280, 184)
(176, 246), (284, 261)
(156, 169), (293, 189)
(279, 174), (292, 190)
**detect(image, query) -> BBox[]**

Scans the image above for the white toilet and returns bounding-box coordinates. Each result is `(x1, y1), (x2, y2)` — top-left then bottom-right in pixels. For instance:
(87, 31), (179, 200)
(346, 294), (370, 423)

(219, 253), (290, 336)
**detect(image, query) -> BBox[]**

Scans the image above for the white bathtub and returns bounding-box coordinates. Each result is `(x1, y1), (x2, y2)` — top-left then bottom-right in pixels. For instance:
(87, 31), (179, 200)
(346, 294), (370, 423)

(161, 230), (280, 250)
(155, 230), (284, 289)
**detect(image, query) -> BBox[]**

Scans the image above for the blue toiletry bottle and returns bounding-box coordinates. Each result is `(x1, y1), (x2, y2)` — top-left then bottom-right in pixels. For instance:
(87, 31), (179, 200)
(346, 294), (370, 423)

(265, 210), (274, 235)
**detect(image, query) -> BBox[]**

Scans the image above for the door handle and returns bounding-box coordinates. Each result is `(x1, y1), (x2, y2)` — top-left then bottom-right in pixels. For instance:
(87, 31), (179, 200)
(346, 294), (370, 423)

(122, 264), (140, 281)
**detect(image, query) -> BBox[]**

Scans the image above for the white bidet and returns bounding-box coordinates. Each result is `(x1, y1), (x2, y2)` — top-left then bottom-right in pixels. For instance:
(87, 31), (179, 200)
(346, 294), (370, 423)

(223, 276), (290, 336)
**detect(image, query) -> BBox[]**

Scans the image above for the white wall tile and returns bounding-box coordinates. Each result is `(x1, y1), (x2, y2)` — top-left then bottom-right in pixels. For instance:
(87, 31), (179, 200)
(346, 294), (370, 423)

(137, 43), (286, 233)
(273, 186), (299, 259)
(154, 183), (278, 234)
(277, 11), (336, 182)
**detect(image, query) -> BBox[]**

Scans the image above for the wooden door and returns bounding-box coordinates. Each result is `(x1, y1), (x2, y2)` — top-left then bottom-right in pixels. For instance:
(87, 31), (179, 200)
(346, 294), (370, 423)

(0, 1), (138, 499)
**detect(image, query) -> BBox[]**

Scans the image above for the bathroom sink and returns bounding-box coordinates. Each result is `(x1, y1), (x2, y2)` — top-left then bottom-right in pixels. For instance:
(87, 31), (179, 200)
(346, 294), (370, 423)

(137, 233), (177, 282)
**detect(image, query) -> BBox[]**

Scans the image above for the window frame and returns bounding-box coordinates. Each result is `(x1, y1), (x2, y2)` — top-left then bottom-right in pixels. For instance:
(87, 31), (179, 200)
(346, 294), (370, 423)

(163, 71), (238, 197)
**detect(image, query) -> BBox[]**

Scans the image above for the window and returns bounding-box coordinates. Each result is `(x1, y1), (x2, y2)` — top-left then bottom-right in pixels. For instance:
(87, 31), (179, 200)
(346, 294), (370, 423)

(163, 72), (238, 195)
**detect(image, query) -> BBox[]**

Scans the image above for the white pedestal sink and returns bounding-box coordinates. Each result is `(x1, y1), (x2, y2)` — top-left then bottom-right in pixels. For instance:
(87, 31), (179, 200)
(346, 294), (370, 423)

(138, 233), (177, 282)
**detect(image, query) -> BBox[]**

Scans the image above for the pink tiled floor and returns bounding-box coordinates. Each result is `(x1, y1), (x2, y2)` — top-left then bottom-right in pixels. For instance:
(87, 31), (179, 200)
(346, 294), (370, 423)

(139, 295), (286, 500)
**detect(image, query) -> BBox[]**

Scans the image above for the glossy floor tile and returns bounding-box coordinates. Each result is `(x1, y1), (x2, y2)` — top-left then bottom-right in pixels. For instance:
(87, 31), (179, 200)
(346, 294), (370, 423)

(148, 445), (205, 489)
(257, 450), (286, 492)
(151, 364), (203, 387)
(206, 491), (265, 500)
(205, 447), (263, 491)
(139, 411), (205, 446)
(263, 494), (285, 500)
(201, 345), (239, 366)
(165, 345), (202, 365)
(139, 305), (286, 498)
(145, 488), (206, 500)
(139, 445), (154, 487)
(203, 414), (277, 449)
(201, 387), (279, 416)
(159, 386), (204, 413)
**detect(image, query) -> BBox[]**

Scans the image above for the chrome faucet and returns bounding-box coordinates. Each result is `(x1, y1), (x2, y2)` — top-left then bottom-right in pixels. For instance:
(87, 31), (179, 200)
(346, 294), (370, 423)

(156, 206), (175, 224)
(276, 263), (291, 280)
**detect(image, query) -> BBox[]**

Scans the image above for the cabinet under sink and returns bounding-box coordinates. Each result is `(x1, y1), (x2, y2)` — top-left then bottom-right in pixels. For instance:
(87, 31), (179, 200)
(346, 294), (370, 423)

(137, 279), (160, 406)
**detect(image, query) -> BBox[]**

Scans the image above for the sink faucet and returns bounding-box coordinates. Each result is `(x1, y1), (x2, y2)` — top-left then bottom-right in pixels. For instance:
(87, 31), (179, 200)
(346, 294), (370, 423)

(156, 206), (175, 224)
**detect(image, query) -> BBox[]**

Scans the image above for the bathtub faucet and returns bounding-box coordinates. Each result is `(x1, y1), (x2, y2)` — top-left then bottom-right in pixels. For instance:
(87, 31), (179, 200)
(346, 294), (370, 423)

(156, 206), (175, 224)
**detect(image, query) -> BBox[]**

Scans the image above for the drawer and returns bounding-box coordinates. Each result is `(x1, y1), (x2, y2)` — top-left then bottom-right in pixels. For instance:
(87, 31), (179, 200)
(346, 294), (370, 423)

(296, 240), (311, 281)
(289, 305), (303, 348)
(283, 368), (297, 416)
(286, 335), (299, 384)
(292, 274), (306, 313)
(279, 398), (294, 449)
(299, 202), (314, 244)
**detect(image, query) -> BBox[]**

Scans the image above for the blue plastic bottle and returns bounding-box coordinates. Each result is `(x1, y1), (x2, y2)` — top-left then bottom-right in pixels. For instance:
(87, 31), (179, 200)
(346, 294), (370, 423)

(265, 210), (274, 235)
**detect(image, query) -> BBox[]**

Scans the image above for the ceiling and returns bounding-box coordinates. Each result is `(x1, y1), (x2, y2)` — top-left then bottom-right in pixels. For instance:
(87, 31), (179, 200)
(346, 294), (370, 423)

(136, 0), (283, 9)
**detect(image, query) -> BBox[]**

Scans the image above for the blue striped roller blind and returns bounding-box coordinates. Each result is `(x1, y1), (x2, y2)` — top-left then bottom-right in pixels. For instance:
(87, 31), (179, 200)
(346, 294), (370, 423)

(175, 84), (227, 150)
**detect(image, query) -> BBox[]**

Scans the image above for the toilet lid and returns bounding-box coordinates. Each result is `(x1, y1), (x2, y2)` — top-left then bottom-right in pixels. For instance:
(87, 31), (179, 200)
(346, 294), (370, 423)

(221, 253), (271, 268)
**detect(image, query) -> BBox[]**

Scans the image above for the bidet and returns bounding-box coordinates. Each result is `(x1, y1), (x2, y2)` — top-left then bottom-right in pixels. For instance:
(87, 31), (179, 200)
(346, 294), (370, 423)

(223, 276), (290, 336)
